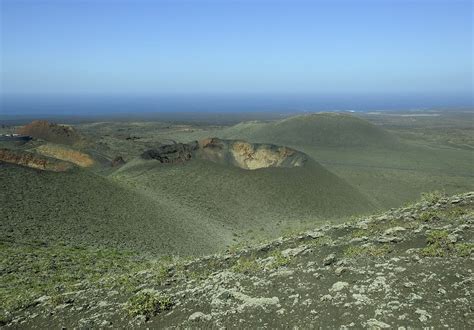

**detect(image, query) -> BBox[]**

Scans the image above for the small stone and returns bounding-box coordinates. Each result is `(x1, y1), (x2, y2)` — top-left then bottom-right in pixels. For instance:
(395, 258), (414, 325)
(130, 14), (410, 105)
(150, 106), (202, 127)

(415, 309), (431, 323)
(99, 320), (112, 327)
(188, 312), (212, 322)
(330, 281), (349, 292)
(323, 253), (337, 266)
(306, 230), (323, 239)
(320, 294), (332, 301)
(350, 237), (368, 243)
(34, 295), (50, 304)
(335, 267), (345, 276)
(377, 236), (402, 243)
(447, 234), (458, 243)
(276, 308), (286, 315)
(98, 301), (108, 308)
(218, 291), (232, 300)
(366, 319), (391, 328)
(384, 226), (406, 235)
(282, 245), (308, 258)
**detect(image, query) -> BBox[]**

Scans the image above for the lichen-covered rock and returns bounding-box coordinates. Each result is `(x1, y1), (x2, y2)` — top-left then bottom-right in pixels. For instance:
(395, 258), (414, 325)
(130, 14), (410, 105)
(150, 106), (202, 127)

(188, 311), (211, 322)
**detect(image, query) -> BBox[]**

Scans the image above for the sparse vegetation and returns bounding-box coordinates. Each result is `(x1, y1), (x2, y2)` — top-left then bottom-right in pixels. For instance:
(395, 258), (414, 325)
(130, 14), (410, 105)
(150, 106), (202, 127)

(125, 291), (173, 318)
(421, 230), (451, 257)
(267, 250), (291, 269)
(350, 229), (369, 238)
(421, 191), (446, 204)
(454, 243), (474, 257)
(419, 227), (473, 258)
(0, 241), (175, 316)
(419, 210), (440, 222)
(232, 256), (261, 274)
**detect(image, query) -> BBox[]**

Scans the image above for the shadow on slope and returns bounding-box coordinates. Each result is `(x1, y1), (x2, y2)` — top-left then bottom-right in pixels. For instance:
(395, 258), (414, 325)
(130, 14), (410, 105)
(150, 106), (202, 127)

(112, 156), (375, 243)
(0, 164), (230, 256)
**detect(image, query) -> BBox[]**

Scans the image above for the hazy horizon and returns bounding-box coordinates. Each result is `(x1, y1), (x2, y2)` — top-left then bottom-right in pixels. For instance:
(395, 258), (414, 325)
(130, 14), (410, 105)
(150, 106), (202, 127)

(1, 92), (472, 117)
(1, 0), (472, 115)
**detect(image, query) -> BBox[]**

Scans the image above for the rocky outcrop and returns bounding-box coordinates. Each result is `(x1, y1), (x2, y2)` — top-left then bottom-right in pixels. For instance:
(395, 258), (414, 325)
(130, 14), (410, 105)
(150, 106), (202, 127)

(141, 142), (199, 163)
(17, 120), (84, 146)
(35, 144), (95, 167)
(197, 138), (307, 170)
(0, 148), (73, 172)
(141, 138), (307, 170)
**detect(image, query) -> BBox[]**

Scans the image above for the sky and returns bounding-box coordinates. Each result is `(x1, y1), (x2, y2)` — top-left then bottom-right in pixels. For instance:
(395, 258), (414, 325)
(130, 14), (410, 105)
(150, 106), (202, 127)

(0, 0), (472, 110)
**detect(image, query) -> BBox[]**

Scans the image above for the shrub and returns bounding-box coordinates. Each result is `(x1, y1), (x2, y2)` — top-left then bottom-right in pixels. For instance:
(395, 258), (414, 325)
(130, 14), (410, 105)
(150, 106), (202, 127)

(421, 230), (451, 257)
(268, 251), (290, 269)
(419, 211), (440, 222)
(421, 244), (446, 257)
(126, 291), (172, 318)
(421, 191), (445, 204)
(426, 230), (449, 244)
(232, 256), (261, 274)
(455, 243), (474, 257)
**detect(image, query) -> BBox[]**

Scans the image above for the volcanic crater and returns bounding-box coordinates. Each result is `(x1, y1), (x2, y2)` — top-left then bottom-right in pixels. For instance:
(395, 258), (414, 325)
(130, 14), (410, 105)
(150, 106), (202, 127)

(141, 138), (307, 170)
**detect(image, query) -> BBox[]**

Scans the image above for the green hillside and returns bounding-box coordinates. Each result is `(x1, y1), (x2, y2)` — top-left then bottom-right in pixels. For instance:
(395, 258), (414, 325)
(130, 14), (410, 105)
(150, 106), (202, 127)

(112, 157), (374, 240)
(220, 113), (399, 148)
(218, 113), (474, 209)
(0, 163), (229, 256)
(1, 157), (374, 257)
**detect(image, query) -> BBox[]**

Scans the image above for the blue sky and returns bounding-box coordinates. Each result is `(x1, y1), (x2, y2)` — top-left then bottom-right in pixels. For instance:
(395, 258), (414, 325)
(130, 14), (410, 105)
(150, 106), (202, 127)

(0, 0), (472, 101)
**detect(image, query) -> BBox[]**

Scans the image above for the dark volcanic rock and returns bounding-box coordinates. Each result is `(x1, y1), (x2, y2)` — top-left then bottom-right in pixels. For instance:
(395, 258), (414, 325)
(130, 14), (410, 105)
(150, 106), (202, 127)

(141, 138), (307, 170)
(141, 142), (199, 164)
(111, 156), (126, 167)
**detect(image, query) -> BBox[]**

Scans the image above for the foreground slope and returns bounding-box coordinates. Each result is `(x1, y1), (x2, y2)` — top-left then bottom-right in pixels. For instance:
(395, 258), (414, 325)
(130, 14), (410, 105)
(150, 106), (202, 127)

(2, 192), (472, 328)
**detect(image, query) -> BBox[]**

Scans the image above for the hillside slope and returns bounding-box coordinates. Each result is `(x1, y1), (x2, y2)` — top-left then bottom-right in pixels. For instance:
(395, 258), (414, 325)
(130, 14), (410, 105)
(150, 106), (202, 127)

(219, 113), (473, 209)
(0, 163), (230, 256)
(17, 120), (85, 146)
(220, 113), (399, 148)
(2, 192), (472, 328)
(111, 156), (375, 240)
(1, 149), (373, 258)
